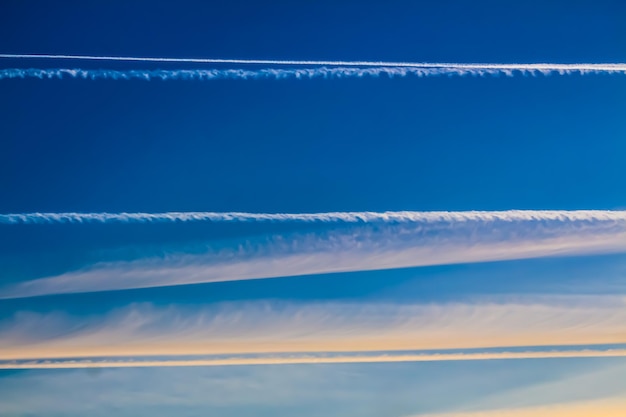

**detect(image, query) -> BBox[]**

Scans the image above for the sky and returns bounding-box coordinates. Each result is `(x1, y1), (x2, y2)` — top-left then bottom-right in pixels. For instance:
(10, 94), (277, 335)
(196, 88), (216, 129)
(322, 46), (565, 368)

(1, 1), (626, 416)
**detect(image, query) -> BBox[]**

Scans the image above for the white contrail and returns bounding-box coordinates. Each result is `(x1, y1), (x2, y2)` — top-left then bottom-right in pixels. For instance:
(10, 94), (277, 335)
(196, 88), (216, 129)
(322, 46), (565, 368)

(2, 209), (626, 224)
(0, 66), (624, 82)
(1, 53), (626, 71)
(2, 54), (624, 80)
(2, 349), (625, 369)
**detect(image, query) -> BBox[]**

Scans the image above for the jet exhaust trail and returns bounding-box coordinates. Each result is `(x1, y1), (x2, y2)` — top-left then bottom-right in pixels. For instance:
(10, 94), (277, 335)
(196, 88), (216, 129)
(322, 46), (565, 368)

(0, 66), (624, 82)
(1, 53), (626, 71)
(2, 209), (626, 225)
(2, 349), (626, 369)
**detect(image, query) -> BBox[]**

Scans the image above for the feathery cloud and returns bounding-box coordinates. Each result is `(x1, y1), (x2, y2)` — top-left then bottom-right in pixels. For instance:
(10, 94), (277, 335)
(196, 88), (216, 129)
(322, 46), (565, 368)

(2, 210), (626, 298)
(1, 297), (624, 361)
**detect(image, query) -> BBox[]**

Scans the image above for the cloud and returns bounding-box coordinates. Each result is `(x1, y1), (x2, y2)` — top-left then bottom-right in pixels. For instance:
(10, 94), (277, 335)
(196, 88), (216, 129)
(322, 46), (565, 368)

(2, 210), (626, 298)
(2, 209), (625, 224)
(3, 349), (626, 369)
(1, 296), (624, 361)
(1, 346), (624, 417)
(2, 64), (626, 81)
(1, 53), (626, 72)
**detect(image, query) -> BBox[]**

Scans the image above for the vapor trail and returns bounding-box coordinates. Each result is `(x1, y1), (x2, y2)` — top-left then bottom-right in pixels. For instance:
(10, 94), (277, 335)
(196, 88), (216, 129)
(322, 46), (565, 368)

(2, 349), (625, 369)
(1, 54), (626, 71)
(1, 65), (625, 82)
(2, 209), (626, 224)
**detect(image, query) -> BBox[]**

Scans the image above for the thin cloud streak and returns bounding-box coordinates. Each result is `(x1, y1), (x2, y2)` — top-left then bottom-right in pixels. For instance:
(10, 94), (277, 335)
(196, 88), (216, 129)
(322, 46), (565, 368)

(1, 53), (626, 70)
(3, 349), (626, 369)
(2, 210), (626, 298)
(2, 209), (626, 224)
(1, 65), (626, 82)
(1, 298), (624, 360)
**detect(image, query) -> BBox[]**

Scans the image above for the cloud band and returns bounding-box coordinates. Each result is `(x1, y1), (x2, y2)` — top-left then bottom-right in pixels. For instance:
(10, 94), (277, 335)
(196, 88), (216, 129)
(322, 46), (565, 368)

(2, 210), (626, 298)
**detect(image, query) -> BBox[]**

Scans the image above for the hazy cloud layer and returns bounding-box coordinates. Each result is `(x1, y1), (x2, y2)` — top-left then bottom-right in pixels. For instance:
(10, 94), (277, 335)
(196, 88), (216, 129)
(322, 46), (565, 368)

(1, 296), (624, 361)
(2, 210), (626, 298)
(0, 354), (624, 417)
(414, 398), (626, 417)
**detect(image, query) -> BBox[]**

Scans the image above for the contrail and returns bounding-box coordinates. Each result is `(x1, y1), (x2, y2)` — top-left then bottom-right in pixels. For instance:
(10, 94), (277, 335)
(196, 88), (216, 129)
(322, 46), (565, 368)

(2, 54), (624, 80)
(2, 349), (625, 369)
(1, 53), (626, 71)
(2, 209), (626, 224)
(1, 65), (625, 82)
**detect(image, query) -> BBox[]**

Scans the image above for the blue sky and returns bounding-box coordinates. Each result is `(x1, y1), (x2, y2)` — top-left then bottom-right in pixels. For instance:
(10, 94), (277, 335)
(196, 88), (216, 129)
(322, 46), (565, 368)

(1, 1), (626, 416)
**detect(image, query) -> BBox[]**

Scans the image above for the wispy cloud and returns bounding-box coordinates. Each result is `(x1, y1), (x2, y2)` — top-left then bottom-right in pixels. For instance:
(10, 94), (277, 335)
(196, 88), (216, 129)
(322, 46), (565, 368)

(1, 297), (624, 361)
(2, 210), (625, 298)
(1, 64), (625, 81)
(1, 345), (624, 417)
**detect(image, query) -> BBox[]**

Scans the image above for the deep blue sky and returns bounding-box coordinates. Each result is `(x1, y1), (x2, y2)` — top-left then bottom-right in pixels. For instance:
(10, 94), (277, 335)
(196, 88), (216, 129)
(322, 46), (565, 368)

(1, 0), (626, 214)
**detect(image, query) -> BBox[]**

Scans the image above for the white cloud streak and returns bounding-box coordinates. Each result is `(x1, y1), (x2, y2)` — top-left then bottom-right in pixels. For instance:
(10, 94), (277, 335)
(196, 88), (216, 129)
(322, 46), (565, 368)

(3, 349), (626, 369)
(1, 53), (626, 70)
(2, 210), (626, 298)
(1, 297), (625, 361)
(2, 209), (626, 224)
(1, 65), (625, 81)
